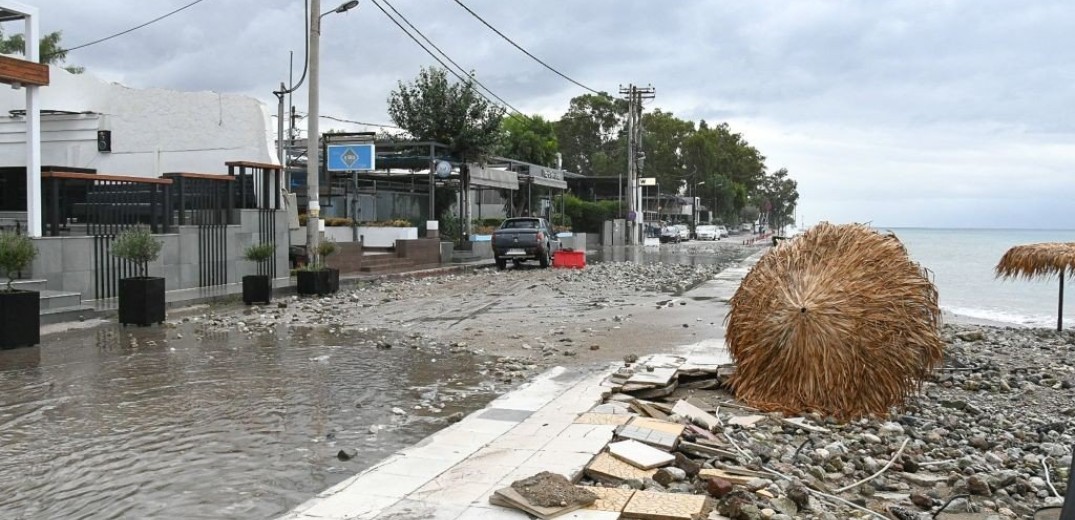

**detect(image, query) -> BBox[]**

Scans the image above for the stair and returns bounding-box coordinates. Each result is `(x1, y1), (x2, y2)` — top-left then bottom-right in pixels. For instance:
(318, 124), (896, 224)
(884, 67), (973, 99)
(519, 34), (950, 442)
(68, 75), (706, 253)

(359, 256), (415, 273)
(6, 280), (99, 324)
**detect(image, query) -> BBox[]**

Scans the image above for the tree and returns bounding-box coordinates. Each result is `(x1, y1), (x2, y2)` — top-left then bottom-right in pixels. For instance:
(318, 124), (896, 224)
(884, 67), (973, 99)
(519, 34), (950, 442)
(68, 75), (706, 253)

(640, 109), (694, 189)
(554, 93), (627, 176)
(387, 67), (504, 161)
(0, 29), (83, 74)
(756, 168), (799, 231)
(497, 114), (558, 166)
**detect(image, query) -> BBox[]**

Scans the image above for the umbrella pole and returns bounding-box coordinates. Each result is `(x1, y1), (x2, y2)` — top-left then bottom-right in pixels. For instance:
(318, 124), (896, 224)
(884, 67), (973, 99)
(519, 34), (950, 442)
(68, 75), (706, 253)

(1060, 267), (1066, 332)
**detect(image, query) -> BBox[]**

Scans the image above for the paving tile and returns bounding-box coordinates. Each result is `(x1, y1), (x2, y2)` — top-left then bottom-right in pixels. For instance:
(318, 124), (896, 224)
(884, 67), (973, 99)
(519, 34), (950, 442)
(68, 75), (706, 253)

(628, 417), (686, 436)
(727, 414), (766, 428)
(456, 417), (519, 436)
(584, 452), (657, 483)
(517, 451), (597, 481)
(425, 461), (519, 486)
(543, 424), (615, 454)
(375, 455), (458, 479)
(590, 402), (633, 414)
(466, 446), (537, 468)
(325, 470), (431, 499)
(456, 504), (531, 519)
(488, 432), (554, 451)
(621, 490), (706, 520)
(410, 479), (497, 507)
(638, 354), (686, 368)
(372, 498), (466, 520)
(489, 487), (588, 518)
(626, 367), (678, 386)
(557, 511), (622, 520)
(297, 493), (401, 520)
(581, 486), (635, 512)
(671, 400), (720, 430)
(478, 407), (535, 422)
(608, 439), (675, 470)
(574, 412), (633, 426)
(615, 424), (679, 451)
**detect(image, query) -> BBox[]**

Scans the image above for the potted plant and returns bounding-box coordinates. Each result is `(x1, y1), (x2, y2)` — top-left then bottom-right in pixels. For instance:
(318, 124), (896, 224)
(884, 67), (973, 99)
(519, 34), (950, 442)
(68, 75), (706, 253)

(242, 242), (275, 305)
(0, 231), (39, 348)
(297, 239), (339, 296)
(111, 227), (165, 326)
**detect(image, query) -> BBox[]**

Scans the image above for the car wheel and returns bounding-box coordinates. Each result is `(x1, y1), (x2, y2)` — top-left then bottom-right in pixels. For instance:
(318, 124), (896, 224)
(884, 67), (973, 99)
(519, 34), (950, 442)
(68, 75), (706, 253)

(539, 250), (551, 268)
(495, 257), (507, 270)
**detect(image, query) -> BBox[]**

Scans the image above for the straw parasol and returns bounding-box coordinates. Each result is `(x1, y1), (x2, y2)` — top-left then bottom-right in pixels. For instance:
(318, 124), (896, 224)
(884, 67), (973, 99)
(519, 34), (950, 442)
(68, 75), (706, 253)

(725, 222), (944, 420)
(995, 243), (1075, 331)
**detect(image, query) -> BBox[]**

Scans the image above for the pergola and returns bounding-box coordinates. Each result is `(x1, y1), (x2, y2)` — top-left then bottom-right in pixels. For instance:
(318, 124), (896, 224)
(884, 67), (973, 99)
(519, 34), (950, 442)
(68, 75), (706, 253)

(0, 1), (46, 237)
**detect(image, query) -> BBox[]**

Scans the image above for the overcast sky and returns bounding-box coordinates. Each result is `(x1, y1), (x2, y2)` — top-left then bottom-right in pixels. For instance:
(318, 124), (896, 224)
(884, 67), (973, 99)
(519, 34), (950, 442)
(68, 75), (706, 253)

(15, 0), (1075, 229)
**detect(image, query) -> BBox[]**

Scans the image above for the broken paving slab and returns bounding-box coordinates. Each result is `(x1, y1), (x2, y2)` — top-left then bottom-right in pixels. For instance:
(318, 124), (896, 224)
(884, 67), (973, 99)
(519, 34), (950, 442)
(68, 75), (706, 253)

(491, 472), (598, 519)
(629, 417), (686, 437)
(726, 414), (766, 428)
(616, 424), (679, 451)
(636, 354), (686, 369)
(590, 402), (633, 414)
(671, 400), (720, 430)
(621, 490), (706, 520)
(491, 487), (589, 519)
(608, 440), (675, 470)
(626, 367), (678, 386)
(584, 452), (657, 483)
(574, 413), (634, 426)
(781, 416), (830, 433)
(581, 486), (635, 512)
(697, 468), (755, 485)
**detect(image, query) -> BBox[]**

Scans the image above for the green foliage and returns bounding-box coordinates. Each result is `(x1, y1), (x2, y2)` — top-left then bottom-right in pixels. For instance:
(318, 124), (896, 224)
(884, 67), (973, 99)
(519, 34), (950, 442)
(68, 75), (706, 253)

(111, 227), (162, 278)
(740, 205), (761, 224)
(0, 29), (83, 74)
(387, 67), (505, 160)
(0, 232), (36, 291)
(359, 219), (414, 228)
(242, 243), (275, 263)
(317, 239), (338, 259)
(497, 115), (559, 166)
(554, 94), (628, 176)
(562, 194), (616, 234)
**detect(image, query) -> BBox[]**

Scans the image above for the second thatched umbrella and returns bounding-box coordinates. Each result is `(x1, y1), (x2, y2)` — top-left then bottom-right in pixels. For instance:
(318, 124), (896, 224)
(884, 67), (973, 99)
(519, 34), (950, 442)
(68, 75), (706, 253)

(995, 243), (1075, 331)
(726, 222), (944, 420)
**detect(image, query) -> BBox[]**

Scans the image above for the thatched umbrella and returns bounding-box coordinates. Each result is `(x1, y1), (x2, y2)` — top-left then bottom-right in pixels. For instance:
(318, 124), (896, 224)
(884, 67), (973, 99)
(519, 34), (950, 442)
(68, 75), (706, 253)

(726, 222), (944, 420)
(995, 243), (1075, 331)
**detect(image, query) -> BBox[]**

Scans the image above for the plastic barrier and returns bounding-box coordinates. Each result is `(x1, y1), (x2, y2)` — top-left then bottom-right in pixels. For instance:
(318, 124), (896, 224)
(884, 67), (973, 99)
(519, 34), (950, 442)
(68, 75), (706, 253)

(553, 249), (586, 269)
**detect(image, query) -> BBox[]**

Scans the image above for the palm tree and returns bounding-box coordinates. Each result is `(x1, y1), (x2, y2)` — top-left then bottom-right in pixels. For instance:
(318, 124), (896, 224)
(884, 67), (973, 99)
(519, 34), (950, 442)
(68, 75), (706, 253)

(0, 29), (83, 74)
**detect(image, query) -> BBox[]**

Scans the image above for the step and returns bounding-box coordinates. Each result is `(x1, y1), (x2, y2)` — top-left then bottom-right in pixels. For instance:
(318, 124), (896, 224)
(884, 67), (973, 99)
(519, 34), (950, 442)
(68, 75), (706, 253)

(40, 304), (104, 326)
(360, 257), (408, 269)
(360, 259), (414, 273)
(9, 279), (47, 292)
(39, 290), (82, 311)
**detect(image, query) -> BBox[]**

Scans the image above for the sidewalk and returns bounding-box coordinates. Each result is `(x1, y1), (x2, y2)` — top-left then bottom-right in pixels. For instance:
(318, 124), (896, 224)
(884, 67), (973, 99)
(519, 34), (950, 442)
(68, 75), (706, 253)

(280, 251), (761, 520)
(41, 259), (496, 327)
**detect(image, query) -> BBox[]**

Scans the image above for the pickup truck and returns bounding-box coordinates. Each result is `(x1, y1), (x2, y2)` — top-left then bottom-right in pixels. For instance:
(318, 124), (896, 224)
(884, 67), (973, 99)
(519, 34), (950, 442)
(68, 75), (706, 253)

(491, 217), (560, 269)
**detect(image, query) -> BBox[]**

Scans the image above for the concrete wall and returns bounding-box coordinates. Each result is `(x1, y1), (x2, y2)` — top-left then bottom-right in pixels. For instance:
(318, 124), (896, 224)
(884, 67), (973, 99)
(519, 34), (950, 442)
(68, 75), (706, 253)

(0, 65), (275, 176)
(290, 226), (419, 248)
(27, 209), (288, 299)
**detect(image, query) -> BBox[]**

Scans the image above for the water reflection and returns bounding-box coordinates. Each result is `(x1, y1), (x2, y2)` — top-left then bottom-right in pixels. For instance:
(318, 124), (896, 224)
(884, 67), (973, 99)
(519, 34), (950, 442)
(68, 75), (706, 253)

(0, 322), (500, 519)
(592, 243), (751, 266)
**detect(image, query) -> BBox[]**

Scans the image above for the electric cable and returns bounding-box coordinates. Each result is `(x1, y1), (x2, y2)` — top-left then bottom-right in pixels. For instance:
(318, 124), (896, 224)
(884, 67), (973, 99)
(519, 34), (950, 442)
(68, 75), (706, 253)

(380, 0), (521, 116)
(44, 0), (211, 60)
(450, 0), (601, 95)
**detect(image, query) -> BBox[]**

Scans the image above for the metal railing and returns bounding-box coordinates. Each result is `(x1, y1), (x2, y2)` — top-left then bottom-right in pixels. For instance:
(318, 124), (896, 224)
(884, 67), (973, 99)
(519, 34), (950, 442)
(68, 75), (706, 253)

(41, 171), (173, 237)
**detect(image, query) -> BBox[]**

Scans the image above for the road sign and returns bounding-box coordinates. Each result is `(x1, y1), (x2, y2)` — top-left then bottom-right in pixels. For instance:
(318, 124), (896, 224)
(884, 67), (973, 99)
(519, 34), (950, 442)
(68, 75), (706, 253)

(326, 143), (375, 172)
(639, 177), (656, 186)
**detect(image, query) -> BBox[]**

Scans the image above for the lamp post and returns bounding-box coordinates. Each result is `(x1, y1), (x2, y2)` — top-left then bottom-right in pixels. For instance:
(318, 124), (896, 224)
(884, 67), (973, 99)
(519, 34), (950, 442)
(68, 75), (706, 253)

(306, 0), (360, 267)
(692, 180), (705, 232)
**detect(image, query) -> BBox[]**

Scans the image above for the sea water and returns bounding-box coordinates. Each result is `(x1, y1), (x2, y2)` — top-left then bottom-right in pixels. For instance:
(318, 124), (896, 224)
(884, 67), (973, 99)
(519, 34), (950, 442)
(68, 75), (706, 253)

(883, 228), (1075, 328)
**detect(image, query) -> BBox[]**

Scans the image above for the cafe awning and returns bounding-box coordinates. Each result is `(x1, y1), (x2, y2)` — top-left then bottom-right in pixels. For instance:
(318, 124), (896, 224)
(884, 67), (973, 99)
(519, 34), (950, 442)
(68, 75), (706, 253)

(469, 164), (519, 190)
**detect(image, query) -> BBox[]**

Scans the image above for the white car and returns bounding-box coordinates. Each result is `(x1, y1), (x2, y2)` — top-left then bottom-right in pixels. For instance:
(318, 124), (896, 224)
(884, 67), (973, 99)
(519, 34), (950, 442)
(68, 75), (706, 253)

(675, 224), (691, 241)
(717, 225), (729, 238)
(695, 225), (719, 241)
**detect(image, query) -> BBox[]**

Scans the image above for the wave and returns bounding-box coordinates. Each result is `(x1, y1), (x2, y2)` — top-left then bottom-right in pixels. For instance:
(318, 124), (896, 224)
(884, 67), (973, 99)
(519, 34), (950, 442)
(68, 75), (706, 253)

(942, 305), (1073, 329)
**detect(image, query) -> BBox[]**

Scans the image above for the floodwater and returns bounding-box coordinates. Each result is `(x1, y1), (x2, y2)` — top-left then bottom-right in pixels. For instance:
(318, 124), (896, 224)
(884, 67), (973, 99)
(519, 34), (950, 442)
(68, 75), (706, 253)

(591, 241), (755, 266)
(0, 322), (501, 519)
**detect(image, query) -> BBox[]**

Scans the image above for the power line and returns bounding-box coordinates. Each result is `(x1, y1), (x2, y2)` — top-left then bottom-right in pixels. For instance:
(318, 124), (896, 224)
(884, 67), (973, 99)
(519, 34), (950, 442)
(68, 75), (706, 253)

(320, 114), (402, 129)
(44, 0), (211, 60)
(450, 0), (601, 96)
(369, 0), (523, 118)
(379, 0), (522, 116)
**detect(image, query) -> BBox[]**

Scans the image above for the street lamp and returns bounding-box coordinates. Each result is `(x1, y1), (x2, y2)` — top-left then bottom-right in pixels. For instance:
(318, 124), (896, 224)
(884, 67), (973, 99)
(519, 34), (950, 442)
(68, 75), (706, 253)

(306, 0), (360, 267)
(692, 180), (705, 231)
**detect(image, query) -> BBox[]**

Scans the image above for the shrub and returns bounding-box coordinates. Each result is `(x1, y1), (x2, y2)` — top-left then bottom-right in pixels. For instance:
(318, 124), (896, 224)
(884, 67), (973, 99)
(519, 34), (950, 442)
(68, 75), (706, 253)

(360, 219), (413, 228)
(242, 243), (275, 263)
(0, 231), (36, 291)
(111, 227), (163, 278)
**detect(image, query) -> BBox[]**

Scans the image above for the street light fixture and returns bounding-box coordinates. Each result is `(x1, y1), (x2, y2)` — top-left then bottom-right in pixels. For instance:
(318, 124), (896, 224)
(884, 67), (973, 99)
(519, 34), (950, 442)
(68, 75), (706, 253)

(306, 0), (359, 268)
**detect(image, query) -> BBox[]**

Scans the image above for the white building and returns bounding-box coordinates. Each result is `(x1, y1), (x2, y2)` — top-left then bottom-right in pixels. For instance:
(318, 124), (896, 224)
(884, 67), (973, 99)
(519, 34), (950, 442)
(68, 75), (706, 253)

(0, 64), (276, 177)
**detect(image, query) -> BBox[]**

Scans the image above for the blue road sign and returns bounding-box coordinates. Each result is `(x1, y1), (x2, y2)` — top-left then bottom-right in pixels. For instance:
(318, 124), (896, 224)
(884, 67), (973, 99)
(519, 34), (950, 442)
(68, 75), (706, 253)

(326, 143), (375, 171)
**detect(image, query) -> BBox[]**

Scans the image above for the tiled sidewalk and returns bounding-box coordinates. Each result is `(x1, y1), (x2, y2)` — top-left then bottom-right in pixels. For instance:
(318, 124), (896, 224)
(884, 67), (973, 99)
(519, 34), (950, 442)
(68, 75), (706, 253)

(281, 250), (764, 520)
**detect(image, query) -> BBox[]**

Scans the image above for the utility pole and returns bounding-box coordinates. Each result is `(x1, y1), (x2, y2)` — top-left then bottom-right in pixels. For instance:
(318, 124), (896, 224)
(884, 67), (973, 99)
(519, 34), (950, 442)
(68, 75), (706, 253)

(306, 0), (322, 267)
(619, 84), (655, 245)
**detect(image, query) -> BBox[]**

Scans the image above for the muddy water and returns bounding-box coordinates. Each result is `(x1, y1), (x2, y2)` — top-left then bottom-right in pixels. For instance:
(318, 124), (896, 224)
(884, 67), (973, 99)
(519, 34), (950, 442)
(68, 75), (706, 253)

(591, 243), (754, 266)
(0, 323), (500, 519)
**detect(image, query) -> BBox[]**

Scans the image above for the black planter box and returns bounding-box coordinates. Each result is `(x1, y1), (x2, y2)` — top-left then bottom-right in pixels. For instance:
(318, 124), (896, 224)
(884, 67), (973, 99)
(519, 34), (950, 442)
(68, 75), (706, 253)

(119, 277), (166, 326)
(0, 290), (39, 348)
(297, 268), (340, 296)
(243, 275), (272, 305)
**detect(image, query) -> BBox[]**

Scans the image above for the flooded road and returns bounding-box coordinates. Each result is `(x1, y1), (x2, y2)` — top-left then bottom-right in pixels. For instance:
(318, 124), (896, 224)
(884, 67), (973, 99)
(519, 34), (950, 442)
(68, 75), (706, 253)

(0, 324), (503, 519)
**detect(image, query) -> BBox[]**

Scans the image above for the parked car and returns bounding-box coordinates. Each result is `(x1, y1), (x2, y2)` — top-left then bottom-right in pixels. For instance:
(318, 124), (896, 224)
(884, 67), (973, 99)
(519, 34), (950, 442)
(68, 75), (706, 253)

(491, 217), (560, 269)
(717, 225), (729, 238)
(660, 225), (682, 243)
(675, 224), (691, 241)
(695, 225), (719, 241)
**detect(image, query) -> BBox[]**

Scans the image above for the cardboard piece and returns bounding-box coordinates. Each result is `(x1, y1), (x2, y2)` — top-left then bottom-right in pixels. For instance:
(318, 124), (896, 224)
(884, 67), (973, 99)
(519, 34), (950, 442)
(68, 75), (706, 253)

(608, 440), (675, 470)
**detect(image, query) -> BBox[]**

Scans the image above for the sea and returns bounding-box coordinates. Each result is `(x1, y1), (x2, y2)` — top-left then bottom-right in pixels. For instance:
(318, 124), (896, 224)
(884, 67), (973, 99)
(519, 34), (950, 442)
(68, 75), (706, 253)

(878, 228), (1075, 329)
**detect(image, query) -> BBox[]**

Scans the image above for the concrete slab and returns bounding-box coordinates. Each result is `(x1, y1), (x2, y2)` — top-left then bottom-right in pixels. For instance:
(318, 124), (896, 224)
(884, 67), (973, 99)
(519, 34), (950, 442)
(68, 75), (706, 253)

(608, 439), (675, 470)
(626, 367), (677, 386)
(615, 424), (679, 451)
(582, 486), (636, 512)
(584, 452), (657, 483)
(671, 400), (720, 430)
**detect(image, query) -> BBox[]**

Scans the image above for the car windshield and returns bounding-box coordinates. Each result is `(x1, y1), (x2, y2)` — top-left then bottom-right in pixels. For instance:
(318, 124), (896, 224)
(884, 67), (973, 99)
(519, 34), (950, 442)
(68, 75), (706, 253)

(501, 219), (540, 229)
